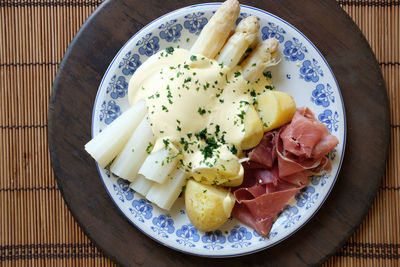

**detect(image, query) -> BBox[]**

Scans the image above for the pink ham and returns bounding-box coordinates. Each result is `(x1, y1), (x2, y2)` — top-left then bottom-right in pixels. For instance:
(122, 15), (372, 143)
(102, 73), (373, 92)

(232, 186), (301, 236)
(248, 132), (277, 168)
(231, 107), (338, 237)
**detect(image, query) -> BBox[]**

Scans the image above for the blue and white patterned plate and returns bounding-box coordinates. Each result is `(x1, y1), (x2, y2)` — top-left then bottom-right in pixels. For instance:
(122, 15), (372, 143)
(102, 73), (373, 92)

(91, 3), (346, 257)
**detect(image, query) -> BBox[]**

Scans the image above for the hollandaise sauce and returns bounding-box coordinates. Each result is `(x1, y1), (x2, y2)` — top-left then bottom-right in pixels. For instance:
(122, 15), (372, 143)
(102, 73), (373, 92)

(128, 47), (273, 185)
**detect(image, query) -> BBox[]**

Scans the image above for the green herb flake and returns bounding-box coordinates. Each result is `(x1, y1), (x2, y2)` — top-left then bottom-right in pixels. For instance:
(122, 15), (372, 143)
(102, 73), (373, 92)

(146, 142), (153, 154)
(163, 139), (170, 148)
(190, 55), (197, 61)
(198, 107), (206, 115)
(234, 71), (241, 77)
(263, 71), (272, 79)
(166, 46), (174, 54)
(230, 145), (238, 155)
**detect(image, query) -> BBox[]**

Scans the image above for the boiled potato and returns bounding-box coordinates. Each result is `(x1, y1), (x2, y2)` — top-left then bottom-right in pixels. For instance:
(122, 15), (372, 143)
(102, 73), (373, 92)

(222, 163), (244, 187)
(241, 104), (264, 150)
(257, 91), (296, 132)
(192, 157), (241, 185)
(191, 146), (242, 186)
(185, 180), (235, 231)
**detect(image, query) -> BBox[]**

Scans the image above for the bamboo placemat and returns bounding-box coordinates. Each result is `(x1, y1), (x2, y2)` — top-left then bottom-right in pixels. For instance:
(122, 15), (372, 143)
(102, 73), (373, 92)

(0, 0), (399, 266)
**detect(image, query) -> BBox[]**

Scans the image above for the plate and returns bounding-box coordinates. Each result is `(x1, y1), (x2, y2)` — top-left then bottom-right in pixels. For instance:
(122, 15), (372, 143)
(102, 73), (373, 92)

(91, 3), (345, 257)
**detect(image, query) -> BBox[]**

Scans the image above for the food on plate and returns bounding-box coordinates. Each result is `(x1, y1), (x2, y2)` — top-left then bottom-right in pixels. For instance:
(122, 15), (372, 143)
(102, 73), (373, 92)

(85, 0), (339, 237)
(190, 0), (240, 59)
(241, 104), (264, 150)
(232, 108), (339, 235)
(185, 180), (235, 231)
(257, 91), (296, 132)
(216, 15), (259, 68)
(85, 99), (146, 168)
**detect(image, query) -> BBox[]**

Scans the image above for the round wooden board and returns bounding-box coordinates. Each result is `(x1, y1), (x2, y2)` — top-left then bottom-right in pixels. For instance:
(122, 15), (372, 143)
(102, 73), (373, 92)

(48, 0), (390, 266)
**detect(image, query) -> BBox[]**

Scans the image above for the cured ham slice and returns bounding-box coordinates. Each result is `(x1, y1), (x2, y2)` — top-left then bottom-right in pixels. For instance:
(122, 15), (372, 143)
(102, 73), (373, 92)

(232, 186), (301, 236)
(231, 107), (338, 236)
(248, 132), (277, 168)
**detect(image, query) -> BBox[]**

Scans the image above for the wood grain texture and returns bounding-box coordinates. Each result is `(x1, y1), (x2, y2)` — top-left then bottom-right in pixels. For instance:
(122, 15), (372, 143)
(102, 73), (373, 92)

(36, 0), (387, 265)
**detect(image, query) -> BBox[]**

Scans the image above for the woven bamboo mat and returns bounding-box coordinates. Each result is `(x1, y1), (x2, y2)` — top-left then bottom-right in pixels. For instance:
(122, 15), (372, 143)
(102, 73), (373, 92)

(0, 0), (399, 266)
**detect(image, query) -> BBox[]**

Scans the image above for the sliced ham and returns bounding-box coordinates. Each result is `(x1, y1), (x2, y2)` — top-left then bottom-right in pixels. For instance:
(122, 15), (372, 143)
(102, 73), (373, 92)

(248, 132), (277, 168)
(232, 186), (301, 236)
(280, 107), (338, 160)
(231, 107), (339, 237)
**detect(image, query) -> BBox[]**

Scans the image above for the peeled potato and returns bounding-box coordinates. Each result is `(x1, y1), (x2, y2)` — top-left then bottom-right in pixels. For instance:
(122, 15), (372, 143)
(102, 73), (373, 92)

(257, 91), (296, 132)
(191, 147), (242, 186)
(242, 104), (264, 150)
(185, 180), (235, 231)
(222, 163), (244, 187)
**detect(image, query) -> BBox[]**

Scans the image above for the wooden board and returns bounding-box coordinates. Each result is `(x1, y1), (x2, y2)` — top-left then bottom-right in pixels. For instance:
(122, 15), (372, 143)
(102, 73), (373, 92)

(48, 0), (390, 266)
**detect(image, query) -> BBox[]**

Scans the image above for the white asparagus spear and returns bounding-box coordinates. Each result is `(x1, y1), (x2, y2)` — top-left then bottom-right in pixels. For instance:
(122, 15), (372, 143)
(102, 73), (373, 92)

(110, 115), (154, 182)
(138, 143), (181, 184)
(146, 168), (187, 210)
(85, 99), (146, 168)
(216, 16), (259, 69)
(129, 174), (154, 196)
(189, 0), (240, 59)
(241, 38), (280, 82)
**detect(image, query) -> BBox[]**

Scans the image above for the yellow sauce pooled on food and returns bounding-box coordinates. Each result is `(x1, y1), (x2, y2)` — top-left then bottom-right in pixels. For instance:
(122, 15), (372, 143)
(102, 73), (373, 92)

(128, 48), (272, 185)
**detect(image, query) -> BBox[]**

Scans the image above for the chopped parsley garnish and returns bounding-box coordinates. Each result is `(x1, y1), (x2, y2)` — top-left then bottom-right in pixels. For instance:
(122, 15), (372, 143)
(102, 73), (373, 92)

(263, 70), (272, 79)
(184, 77), (192, 83)
(230, 145), (238, 155)
(163, 139), (170, 148)
(215, 125), (220, 136)
(198, 107), (206, 115)
(250, 90), (257, 97)
(265, 85), (275, 90)
(162, 105), (169, 112)
(195, 128), (208, 140)
(201, 137), (219, 159)
(190, 55), (197, 61)
(234, 71), (241, 77)
(166, 46), (174, 54)
(146, 142), (153, 154)
(237, 110), (246, 120)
